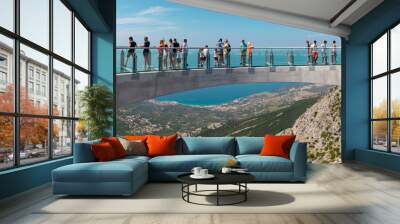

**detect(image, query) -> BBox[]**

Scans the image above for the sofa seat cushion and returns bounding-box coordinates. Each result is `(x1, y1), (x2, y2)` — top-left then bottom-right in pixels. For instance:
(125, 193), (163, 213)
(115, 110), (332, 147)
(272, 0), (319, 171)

(53, 159), (147, 183)
(236, 155), (293, 172)
(149, 154), (235, 172)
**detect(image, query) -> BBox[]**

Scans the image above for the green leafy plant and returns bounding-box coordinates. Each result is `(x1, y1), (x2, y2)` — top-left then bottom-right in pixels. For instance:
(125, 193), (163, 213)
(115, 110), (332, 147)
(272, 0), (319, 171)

(79, 84), (113, 140)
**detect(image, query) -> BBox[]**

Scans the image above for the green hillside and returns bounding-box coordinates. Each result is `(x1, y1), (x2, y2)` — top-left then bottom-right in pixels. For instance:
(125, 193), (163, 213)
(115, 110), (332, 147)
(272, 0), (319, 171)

(199, 97), (320, 137)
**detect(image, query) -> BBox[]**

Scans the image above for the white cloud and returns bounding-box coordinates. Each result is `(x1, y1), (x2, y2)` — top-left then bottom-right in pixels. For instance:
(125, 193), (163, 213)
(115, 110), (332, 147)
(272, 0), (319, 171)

(117, 6), (176, 25)
(136, 6), (174, 16)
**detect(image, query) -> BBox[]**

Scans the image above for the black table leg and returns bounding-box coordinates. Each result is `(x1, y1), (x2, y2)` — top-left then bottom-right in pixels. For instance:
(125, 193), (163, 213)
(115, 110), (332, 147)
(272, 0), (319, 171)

(217, 184), (219, 206)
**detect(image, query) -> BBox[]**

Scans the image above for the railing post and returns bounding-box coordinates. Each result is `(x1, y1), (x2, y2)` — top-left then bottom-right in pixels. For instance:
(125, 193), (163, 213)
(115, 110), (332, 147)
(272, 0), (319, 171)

(206, 52), (211, 70)
(183, 49), (188, 70)
(269, 49), (274, 66)
(227, 53), (230, 68)
(197, 51), (201, 68)
(288, 49), (294, 66)
(120, 50), (125, 72)
(158, 50), (163, 71)
(132, 53), (137, 74)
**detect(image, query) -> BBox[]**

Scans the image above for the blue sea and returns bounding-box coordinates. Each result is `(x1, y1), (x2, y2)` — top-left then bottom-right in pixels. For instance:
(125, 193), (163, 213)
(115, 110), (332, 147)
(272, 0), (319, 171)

(156, 82), (306, 106)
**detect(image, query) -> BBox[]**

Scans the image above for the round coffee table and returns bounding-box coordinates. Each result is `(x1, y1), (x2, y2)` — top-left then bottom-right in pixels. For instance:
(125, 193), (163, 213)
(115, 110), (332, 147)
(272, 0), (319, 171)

(177, 173), (255, 206)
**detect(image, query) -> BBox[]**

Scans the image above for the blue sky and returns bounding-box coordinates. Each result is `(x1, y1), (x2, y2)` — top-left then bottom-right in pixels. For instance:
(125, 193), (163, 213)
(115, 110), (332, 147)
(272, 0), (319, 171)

(117, 0), (341, 47)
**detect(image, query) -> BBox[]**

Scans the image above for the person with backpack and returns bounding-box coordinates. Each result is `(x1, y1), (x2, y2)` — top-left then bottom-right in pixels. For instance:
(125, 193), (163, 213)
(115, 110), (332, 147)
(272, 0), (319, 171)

(240, 40), (247, 66)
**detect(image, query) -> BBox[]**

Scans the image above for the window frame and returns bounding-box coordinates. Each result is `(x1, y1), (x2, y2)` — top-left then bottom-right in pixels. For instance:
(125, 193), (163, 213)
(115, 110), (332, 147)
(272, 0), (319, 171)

(0, 0), (92, 171)
(370, 21), (400, 154)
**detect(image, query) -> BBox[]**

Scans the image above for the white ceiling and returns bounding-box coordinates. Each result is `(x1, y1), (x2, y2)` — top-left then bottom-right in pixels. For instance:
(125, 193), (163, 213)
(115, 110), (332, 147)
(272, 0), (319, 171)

(170, 0), (384, 38)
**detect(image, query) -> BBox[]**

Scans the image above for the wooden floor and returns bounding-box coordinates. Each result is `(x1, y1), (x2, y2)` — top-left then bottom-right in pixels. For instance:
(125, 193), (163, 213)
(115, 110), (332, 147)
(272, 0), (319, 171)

(1, 162), (400, 224)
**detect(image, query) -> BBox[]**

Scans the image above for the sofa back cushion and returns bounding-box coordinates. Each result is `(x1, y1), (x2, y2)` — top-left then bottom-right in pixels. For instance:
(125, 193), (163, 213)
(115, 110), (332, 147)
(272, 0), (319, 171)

(180, 137), (235, 155)
(73, 139), (100, 163)
(235, 137), (264, 155)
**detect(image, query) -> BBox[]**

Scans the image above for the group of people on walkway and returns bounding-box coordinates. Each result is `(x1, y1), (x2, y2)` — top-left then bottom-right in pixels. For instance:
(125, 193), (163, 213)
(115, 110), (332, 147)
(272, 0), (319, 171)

(123, 36), (338, 71)
(124, 36), (188, 71)
(306, 40), (337, 65)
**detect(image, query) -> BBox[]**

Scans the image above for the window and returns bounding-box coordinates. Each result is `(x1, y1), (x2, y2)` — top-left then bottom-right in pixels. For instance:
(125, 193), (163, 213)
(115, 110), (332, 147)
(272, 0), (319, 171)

(53, 0), (72, 60)
(0, 71), (6, 85)
(0, 1), (91, 169)
(28, 81), (34, 94)
(0, 34), (14, 113)
(20, 0), (49, 48)
(370, 22), (400, 153)
(53, 119), (72, 158)
(74, 69), (89, 118)
(74, 18), (90, 70)
(53, 59), (72, 117)
(0, 0), (14, 31)
(0, 116), (13, 169)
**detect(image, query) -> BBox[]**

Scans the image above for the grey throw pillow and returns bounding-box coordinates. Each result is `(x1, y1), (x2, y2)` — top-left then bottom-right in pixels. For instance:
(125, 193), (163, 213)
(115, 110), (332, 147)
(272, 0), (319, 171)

(118, 137), (147, 156)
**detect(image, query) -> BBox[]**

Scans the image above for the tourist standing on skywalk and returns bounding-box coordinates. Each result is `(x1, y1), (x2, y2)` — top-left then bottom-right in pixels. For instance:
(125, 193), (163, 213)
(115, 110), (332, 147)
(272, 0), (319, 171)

(331, 40), (337, 65)
(306, 40), (311, 65)
(321, 40), (328, 65)
(240, 40), (247, 66)
(142, 36), (151, 70)
(247, 42), (253, 66)
(311, 40), (318, 65)
(125, 36), (137, 67)
(182, 39), (188, 69)
(223, 39), (231, 67)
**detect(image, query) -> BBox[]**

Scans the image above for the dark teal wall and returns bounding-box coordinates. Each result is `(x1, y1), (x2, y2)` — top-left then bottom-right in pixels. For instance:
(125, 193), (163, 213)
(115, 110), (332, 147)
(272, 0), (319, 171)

(344, 0), (400, 171)
(0, 158), (72, 199)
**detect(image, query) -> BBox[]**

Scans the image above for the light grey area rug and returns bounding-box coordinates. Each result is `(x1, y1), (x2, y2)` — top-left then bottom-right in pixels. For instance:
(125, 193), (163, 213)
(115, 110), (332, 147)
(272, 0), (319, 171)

(38, 183), (362, 214)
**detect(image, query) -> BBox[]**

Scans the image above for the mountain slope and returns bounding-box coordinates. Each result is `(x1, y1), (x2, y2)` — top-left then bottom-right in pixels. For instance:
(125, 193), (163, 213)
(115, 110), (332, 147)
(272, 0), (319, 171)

(279, 87), (341, 163)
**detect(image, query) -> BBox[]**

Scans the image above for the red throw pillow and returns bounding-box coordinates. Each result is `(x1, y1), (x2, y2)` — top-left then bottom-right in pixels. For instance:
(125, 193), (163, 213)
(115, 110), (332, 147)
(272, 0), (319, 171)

(260, 135), (296, 159)
(101, 137), (127, 158)
(146, 134), (177, 157)
(91, 142), (117, 162)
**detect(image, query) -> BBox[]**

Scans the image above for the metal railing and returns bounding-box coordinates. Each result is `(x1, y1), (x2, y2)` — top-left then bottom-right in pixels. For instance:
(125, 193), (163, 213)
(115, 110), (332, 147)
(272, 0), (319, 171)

(116, 47), (341, 74)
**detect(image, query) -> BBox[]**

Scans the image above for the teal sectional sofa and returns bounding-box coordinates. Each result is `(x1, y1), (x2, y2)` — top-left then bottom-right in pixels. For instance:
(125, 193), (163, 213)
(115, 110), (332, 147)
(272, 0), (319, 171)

(52, 137), (307, 196)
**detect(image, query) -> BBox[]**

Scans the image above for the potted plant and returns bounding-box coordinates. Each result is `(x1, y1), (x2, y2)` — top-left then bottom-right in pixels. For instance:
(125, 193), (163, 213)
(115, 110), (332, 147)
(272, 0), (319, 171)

(79, 84), (113, 140)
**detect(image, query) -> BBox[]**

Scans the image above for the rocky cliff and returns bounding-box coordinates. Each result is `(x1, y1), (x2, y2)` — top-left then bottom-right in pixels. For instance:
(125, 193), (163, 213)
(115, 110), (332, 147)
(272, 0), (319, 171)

(279, 87), (341, 163)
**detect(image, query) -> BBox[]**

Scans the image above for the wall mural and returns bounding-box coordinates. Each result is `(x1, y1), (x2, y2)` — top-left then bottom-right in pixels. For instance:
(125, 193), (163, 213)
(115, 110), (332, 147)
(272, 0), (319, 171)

(117, 82), (341, 164)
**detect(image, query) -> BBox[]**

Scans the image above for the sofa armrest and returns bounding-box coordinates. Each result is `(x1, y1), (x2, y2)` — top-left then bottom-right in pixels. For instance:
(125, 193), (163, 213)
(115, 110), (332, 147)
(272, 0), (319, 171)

(289, 141), (307, 181)
(73, 140), (100, 163)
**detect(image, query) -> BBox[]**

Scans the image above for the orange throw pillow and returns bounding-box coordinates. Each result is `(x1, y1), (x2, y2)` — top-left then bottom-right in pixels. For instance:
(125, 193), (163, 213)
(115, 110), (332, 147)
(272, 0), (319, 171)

(146, 134), (177, 157)
(91, 142), (117, 162)
(124, 135), (148, 141)
(260, 135), (296, 159)
(101, 137), (127, 158)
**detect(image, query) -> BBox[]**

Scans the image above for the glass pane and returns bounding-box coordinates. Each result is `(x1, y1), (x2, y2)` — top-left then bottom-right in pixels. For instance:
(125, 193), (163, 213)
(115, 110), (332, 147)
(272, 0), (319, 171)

(372, 33), (387, 76)
(74, 18), (89, 70)
(75, 120), (88, 143)
(391, 24), (400, 70)
(74, 69), (89, 118)
(53, 0), (72, 60)
(372, 121), (388, 151)
(53, 59), (72, 117)
(53, 119), (72, 157)
(0, 0), (14, 31)
(0, 116), (13, 170)
(20, 44), (49, 115)
(372, 76), (387, 119)
(20, 117), (49, 165)
(20, 0), (49, 49)
(391, 72), (400, 118)
(391, 120), (400, 153)
(0, 34), (14, 112)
